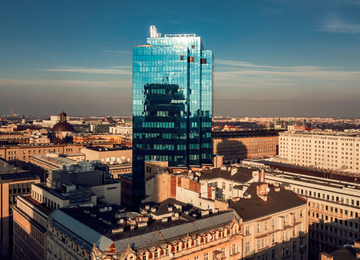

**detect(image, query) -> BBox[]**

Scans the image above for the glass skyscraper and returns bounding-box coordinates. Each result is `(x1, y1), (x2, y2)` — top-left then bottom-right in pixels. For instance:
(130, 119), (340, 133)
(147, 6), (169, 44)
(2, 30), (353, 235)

(132, 26), (213, 208)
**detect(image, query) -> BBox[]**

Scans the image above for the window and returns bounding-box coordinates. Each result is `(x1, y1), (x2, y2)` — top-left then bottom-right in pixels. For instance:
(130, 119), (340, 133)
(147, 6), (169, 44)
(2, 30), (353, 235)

(246, 242), (251, 253)
(204, 253), (209, 260)
(187, 240), (191, 249)
(231, 243), (236, 255)
(272, 249), (276, 260)
(154, 250), (159, 259)
(272, 234), (275, 243)
(246, 226), (250, 235)
(180, 55), (184, 61)
(257, 223), (260, 233)
(222, 247), (226, 258)
(265, 221), (268, 230)
(200, 58), (207, 64)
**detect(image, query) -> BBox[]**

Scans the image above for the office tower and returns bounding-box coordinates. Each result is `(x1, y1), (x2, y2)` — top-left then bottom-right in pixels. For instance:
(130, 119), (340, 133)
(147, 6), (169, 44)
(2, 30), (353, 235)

(132, 26), (213, 208)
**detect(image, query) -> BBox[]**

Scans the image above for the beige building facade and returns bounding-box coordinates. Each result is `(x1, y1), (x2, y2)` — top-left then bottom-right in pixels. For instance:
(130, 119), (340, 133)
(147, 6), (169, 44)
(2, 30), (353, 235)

(279, 131), (360, 172)
(0, 167), (40, 257)
(265, 167), (360, 257)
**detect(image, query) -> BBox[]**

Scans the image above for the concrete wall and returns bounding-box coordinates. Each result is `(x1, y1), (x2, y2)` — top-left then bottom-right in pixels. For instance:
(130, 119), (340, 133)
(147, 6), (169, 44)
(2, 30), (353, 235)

(81, 148), (132, 162)
(91, 182), (121, 205)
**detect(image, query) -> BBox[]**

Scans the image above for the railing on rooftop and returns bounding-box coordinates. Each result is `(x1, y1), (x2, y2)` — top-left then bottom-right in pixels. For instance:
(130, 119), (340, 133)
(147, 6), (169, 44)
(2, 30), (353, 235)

(164, 34), (196, 38)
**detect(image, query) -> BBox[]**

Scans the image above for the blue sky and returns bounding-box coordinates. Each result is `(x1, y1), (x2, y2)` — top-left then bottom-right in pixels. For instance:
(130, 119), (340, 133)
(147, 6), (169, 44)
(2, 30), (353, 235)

(1, 0), (360, 117)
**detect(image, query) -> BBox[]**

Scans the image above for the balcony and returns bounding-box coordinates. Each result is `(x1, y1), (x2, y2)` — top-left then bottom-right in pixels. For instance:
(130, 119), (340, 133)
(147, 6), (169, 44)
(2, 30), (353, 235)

(299, 231), (307, 238)
(245, 250), (255, 259)
(299, 245), (307, 253)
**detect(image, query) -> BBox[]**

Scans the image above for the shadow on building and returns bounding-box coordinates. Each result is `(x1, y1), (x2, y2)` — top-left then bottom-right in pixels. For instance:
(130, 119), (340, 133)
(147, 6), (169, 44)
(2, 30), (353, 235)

(216, 139), (248, 164)
(308, 215), (359, 260)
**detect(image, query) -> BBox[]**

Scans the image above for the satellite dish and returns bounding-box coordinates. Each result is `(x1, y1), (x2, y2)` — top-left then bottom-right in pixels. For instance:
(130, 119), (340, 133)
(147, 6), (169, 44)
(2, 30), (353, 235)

(208, 234), (212, 239)
(101, 159), (105, 163)
(118, 160), (122, 164)
(110, 157), (116, 162)
(127, 158), (130, 162)
(266, 188), (270, 192)
(170, 253), (174, 257)
(105, 158), (110, 163)
(108, 206), (112, 211)
(121, 156), (125, 160)
(116, 158), (121, 163)
(110, 161), (114, 165)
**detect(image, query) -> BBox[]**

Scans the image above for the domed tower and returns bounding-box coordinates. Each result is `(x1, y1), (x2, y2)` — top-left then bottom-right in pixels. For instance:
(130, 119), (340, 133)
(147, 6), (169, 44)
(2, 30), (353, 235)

(59, 110), (67, 122)
(53, 110), (74, 137)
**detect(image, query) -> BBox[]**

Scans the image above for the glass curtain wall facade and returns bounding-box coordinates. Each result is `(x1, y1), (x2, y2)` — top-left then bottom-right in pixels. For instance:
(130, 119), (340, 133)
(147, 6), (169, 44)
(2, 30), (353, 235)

(132, 26), (213, 208)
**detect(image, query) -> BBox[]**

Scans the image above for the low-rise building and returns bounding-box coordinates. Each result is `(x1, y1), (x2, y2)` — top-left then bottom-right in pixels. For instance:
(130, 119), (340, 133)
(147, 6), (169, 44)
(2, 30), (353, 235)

(229, 182), (308, 260)
(81, 146), (132, 163)
(0, 158), (40, 257)
(212, 130), (281, 163)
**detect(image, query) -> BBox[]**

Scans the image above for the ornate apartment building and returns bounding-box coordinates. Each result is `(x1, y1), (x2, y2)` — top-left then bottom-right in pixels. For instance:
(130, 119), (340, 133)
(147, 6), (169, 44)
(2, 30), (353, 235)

(265, 167), (360, 258)
(279, 131), (360, 172)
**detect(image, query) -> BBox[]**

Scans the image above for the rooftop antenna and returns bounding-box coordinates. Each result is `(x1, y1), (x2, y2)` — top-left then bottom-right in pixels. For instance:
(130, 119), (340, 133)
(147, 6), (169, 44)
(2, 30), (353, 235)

(150, 26), (161, 38)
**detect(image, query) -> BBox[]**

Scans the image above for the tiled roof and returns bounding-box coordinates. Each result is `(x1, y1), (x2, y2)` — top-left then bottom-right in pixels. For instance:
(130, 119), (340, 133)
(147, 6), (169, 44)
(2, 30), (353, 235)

(229, 183), (307, 221)
(200, 167), (254, 183)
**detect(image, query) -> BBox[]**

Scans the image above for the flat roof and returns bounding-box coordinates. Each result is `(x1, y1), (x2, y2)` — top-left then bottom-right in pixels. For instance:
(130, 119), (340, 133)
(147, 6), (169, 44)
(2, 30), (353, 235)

(84, 146), (131, 152)
(0, 171), (38, 181)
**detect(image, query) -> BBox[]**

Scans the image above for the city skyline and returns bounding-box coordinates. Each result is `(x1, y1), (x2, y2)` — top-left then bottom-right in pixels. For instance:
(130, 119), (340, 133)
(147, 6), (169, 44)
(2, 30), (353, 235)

(1, 1), (360, 117)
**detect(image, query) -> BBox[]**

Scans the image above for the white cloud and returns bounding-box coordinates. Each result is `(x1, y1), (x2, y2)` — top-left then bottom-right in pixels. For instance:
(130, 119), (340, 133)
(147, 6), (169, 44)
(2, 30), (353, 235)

(0, 78), (131, 88)
(36, 66), (132, 75)
(103, 50), (131, 56)
(320, 18), (360, 34)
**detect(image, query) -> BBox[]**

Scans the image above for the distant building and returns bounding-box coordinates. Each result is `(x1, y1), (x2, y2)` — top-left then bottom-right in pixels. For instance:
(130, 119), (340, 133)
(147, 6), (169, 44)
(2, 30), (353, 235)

(0, 142), (112, 167)
(52, 111), (75, 138)
(109, 125), (132, 135)
(119, 173), (133, 210)
(81, 146), (132, 163)
(279, 130), (360, 172)
(212, 129), (281, 163)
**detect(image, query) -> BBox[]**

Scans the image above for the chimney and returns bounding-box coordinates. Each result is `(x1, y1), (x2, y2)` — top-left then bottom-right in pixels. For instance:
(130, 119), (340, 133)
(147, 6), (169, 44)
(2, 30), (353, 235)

(259, 169), (265, 183)
(257, 184), (270, 201)
(354, 240), (360, 248)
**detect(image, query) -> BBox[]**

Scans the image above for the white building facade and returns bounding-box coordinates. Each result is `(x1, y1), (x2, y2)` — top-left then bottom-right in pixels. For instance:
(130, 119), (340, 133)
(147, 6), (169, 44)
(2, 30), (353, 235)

(279, 131), (360, 172)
